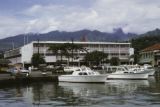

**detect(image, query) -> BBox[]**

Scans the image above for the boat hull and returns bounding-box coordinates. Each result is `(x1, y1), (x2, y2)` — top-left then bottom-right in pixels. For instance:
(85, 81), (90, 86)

(58, 75), (107, 83)
(145, 69), (155, 76)
(107, 73), (148, 80)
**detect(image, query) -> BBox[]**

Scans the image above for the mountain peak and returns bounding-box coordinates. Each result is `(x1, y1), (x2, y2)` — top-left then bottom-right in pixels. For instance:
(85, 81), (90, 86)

(113, 28), (124, 34)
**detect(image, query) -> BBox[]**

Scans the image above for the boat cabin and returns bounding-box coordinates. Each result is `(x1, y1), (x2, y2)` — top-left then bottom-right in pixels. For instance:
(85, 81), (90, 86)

(72, 67), (99, 76)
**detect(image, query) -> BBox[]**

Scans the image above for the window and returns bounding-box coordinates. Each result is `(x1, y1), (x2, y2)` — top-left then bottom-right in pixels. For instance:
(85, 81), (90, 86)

(88, 72), (92, 75)
(83, 72), (88, 75)
(79, 72), (83, 75)
(78, 72), (88, 75)
(76, 69), (81, 71)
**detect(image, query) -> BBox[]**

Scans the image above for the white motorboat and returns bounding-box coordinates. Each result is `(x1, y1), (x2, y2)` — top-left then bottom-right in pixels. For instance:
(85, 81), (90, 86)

(63, 66), (80, 72)
(107, 66), (149, 80)
(142, 64), (155, 76)
(58, 67), (107, 83)
(121, 64), (155, 76)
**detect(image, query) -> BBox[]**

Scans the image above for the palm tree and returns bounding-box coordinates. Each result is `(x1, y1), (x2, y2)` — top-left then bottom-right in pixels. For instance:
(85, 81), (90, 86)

(63, 43), (87, 66)
(84, 51), (108, 66)
(48, 44), (60, 65)
(48, 44), (69, 65)
(31, 53), (45, 67)
(58, 44), (68, 64)
(110, 57), (120, 66)
(49, 43), (87, 66)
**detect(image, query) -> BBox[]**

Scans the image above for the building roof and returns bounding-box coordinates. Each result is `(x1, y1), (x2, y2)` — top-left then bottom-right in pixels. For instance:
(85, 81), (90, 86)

(31, 41), (131, 45)
(4, 41), (131, 53)
(142, 43), (160, 52)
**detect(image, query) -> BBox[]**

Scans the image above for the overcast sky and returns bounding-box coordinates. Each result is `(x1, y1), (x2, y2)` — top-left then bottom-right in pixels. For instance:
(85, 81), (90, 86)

(0, 0), (160, 39)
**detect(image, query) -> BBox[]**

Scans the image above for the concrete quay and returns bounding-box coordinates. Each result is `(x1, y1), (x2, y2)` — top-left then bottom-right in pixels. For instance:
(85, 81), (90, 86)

(0, 71), (58, 85)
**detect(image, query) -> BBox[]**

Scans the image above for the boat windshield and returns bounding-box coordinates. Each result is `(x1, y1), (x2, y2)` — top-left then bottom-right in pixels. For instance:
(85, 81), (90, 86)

(117, 67), (126, 72)
(79, 72), (88, 75)
(81, 67), (91, 71)
(147, 67), (153, 69)
(75, 69), (81, 71)
(124, 67), (129, 71)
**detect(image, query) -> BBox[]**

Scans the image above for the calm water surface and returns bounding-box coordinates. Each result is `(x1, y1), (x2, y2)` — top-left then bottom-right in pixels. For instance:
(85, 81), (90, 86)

(0, 77), (160, 107)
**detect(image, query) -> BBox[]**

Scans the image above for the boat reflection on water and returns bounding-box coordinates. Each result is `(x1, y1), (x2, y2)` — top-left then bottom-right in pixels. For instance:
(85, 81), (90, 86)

(105, 80), (150, 95)
(58, 79), (150, 97)
(58, 82), (106, 97)
(0, 76), (159, 107)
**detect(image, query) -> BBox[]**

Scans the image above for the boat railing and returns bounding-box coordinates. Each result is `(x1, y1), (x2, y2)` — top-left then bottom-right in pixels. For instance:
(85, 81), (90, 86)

(99, 66), (122, 74)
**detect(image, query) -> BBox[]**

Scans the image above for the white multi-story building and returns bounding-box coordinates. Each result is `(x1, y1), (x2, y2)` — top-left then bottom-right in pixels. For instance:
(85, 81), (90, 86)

(4, 41), (134, 65)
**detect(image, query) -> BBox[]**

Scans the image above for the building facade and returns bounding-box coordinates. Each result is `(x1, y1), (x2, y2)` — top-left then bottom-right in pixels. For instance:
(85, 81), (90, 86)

(4, 41), (134, 66)
(139, 43), (160, 66)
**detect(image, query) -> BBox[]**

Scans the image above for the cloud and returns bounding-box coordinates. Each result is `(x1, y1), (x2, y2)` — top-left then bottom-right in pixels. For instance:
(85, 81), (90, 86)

(0, 16), (28, 37)
(0, 0), (160, 38)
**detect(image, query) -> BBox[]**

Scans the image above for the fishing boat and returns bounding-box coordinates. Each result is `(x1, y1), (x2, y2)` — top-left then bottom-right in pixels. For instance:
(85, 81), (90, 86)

(58, 66), (107, 83)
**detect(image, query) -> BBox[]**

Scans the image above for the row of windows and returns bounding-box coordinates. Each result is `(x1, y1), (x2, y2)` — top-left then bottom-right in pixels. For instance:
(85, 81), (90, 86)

(33, 43), (130, 48)
(141, 52), (153, 59)
(5, 49), (20, 58)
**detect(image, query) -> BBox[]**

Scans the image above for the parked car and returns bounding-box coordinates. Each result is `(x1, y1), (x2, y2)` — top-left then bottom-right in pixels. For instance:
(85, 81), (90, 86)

(7, 67), (31, 77)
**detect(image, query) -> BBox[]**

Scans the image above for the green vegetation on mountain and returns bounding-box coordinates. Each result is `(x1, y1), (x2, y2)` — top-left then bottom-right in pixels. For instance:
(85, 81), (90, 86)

(131, 29), (160, 52)
(131, 28), (160, 63)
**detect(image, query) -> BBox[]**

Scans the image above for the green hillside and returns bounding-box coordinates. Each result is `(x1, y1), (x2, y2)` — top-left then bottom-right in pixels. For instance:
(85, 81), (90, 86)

(131, 29), (160, 52)
(131, 29), (160, 63)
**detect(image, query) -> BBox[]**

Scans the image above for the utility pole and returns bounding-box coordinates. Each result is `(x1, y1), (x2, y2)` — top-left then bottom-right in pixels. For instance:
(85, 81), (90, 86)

(37, 39), (40, 68)
(37, 39), (40, 55)
(12, 42), (15, 49)
(102, 45), (104, 65)
(71, 38), (74, 66)
(26, 35), (28, 44)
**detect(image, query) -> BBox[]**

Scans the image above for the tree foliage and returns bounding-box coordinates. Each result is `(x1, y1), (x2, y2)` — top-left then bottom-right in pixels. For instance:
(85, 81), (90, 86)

(0, 53), (3, 59)
(31, 53), (45, 67)
(48, 44), (67, 63)
(84, 51), (108, 65)
(131, 30), (160, 63)
(110, 57), (120, 66)
(48, 43), (86, 65)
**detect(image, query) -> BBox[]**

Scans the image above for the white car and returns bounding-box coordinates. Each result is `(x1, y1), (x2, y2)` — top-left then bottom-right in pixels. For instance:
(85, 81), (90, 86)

(8, 68), (30, 76)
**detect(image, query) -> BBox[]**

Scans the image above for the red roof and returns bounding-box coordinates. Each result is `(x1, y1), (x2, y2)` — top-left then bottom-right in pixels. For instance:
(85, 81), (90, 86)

(142, 43), (160, 52)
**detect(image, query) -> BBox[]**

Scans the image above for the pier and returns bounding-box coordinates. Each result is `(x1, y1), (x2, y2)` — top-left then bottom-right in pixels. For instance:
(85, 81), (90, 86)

(0, 71), (58, 85)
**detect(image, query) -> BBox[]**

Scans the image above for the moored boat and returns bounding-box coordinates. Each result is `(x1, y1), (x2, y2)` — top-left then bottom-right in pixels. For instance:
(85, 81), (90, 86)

(58, 66), (107, 83)
(121, 64), (155, 76)
(143, 64), (155, 76)
(63, 66), (80, 72)
(107, 66), (149, 80)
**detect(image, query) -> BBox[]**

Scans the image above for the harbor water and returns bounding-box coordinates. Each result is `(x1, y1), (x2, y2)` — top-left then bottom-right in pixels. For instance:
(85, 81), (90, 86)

(0, 76), (160, 107)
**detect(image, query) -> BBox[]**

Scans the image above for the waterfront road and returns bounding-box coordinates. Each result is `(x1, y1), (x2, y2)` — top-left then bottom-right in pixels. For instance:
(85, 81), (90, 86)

(0, 71), (56, 81)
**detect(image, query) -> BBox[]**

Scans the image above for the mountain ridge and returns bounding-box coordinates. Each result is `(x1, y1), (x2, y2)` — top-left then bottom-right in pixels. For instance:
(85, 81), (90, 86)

(0, 28), (160, 51)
